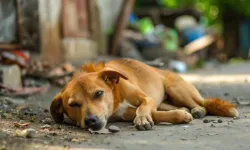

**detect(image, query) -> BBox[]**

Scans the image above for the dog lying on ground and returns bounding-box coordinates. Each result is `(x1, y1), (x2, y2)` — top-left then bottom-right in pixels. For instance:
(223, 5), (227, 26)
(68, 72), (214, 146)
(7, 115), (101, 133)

(50, 58), (238, 131)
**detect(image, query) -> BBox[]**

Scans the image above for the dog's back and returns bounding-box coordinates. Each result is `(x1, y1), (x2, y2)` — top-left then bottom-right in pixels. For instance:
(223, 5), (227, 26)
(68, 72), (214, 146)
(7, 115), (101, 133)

(106, 58), (166, 102)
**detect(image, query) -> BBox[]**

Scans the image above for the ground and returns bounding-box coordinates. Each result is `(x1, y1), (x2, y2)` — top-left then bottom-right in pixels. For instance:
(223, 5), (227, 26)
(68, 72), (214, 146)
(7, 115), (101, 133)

(1, 61), (250, 150)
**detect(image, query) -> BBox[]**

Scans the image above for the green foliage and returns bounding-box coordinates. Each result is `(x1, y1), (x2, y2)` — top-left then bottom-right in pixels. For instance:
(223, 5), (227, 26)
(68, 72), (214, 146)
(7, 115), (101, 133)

(158, 0), (250, 26)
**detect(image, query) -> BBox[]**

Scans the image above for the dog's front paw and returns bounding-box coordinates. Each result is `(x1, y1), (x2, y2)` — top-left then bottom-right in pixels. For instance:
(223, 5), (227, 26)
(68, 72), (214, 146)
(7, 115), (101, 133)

(133, 115), (154, 131)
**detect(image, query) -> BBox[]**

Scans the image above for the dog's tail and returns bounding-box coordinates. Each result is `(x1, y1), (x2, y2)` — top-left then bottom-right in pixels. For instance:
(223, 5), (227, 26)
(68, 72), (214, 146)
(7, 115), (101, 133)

(201, 98), (238, 117)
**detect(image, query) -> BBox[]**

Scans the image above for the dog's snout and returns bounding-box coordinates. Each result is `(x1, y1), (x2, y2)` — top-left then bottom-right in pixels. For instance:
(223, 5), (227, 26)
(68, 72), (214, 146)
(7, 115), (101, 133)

(84, 115), (99, 129)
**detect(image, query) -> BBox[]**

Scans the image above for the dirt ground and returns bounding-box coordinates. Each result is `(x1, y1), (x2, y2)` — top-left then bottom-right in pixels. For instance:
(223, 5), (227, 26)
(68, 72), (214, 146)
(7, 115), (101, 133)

(1, 62), (250, 150)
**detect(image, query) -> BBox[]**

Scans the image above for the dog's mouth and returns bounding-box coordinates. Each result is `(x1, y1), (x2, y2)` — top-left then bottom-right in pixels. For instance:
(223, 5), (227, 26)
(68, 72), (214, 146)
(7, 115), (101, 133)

(86, 118), (107, 131)
(87, 122), (104, 131)
(87, 120), (110, 134)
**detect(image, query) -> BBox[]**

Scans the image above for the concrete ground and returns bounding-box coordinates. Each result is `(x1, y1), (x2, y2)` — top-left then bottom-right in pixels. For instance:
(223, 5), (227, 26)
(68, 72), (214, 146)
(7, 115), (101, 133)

(1, 61), (250, 150)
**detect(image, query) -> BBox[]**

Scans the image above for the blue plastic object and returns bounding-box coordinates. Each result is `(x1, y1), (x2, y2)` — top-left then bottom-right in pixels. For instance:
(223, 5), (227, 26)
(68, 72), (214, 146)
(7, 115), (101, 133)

(182, 26), (205, 45)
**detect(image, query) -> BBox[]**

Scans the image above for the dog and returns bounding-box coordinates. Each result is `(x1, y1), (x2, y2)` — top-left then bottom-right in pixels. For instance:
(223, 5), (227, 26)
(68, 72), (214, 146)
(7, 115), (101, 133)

(50, 58), (238, 131)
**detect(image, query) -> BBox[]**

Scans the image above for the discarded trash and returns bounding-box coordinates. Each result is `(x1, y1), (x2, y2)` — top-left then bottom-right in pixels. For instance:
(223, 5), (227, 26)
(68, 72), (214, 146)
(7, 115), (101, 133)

(168, 60), (187, 73)
(1, 50), (30, 68)
(0, 79), (49, 97)
(16, 128), (36, 138)
(14, 122), (30, 128)
(182, 125), (189, 128)
(26, 61), (75, 86)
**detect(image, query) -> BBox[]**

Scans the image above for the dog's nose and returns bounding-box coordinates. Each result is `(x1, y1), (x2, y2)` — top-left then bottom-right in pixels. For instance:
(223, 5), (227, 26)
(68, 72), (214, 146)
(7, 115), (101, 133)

(84, 115), (99, 128)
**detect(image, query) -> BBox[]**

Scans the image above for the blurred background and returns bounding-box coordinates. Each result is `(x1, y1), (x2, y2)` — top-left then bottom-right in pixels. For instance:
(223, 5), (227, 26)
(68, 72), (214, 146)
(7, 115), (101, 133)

(1, 1), (250, 149)
(0, 0), (250, 94)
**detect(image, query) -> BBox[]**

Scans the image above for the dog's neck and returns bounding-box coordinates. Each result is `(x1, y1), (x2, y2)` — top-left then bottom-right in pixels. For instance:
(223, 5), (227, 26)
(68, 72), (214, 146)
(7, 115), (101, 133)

(112, 84), (122, 113)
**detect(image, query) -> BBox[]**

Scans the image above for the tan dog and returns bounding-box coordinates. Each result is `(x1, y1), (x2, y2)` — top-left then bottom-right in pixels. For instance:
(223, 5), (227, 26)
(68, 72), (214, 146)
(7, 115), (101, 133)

(50, 58), (238, 131)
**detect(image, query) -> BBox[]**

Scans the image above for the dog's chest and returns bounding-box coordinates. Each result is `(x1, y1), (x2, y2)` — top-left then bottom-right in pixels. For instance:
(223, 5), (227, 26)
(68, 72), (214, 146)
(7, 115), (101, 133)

(113, 100), (136, 118)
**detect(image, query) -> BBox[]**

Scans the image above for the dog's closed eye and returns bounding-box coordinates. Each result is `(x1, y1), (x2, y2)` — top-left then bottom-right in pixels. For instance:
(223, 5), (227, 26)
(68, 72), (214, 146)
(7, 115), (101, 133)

(69, 102), (81, 108)
(93, 90), (104, 99)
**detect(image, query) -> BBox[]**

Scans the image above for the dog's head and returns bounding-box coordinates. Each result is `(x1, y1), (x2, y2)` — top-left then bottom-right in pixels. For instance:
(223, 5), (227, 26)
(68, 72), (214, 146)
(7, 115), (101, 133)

(50, 62), (128, 131)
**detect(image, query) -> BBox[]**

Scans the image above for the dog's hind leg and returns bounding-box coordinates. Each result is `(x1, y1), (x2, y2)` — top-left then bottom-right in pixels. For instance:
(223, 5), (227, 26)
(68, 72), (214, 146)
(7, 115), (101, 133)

(162, 70), (206, 118)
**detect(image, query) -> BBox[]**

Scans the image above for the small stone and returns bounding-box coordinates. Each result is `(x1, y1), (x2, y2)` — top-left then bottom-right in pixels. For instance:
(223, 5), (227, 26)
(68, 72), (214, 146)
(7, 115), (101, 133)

(40, 124), (51, 129)
(19, 120), (25, 124)
(181, 138), (188, 141)
(218, 119), (223, 123)
(49, 132), (58, 136)
(207, 133), (218, 136)
(43, 141), (49, 145)
(233, 116), (240, 120)
(44, 109), (49, 113)
(25, 128), (36, 138)
(71, 139), (80, 143)
(224, 92), (229, 96)
(108, 125), (120, 133)
(210, 124), (216, 127)
(203, 119), (209, 123)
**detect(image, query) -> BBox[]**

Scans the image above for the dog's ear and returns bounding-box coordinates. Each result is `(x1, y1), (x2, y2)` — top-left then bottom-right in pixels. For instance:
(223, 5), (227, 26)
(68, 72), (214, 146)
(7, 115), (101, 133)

(50, 93), (64, 123)
(98, 70), (128, 84)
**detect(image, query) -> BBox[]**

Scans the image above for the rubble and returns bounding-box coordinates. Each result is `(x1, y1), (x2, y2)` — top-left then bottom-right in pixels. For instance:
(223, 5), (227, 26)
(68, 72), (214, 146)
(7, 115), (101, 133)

(41, 118), (53, 124)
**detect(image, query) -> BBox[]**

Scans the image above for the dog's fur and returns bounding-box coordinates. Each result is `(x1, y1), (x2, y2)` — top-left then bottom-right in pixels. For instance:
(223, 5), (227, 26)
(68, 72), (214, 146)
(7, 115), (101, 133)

(50, 58), (238, 131)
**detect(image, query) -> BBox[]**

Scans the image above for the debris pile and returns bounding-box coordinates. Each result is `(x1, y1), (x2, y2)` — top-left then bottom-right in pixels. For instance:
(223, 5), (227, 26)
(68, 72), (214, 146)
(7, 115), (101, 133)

(0, 50), (76, 97)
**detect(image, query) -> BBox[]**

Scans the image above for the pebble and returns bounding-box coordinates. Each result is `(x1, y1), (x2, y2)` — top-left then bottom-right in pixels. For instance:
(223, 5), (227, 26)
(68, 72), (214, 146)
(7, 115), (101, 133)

(44, 109), (49, 113)
(203, 119), (209, 123)
(43, 141), (49, 145)
(224, 92), (229, 96)
(71, 139), (80, 143)
(233, 116), (240, 120)
(49, 132), (58, 136)
(40, 124), (52, 129)
(108, 125), (120, 133)
(218, 119), (223, 123)
(25, 128), (37, 138)
(210, 124), (216, 127)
